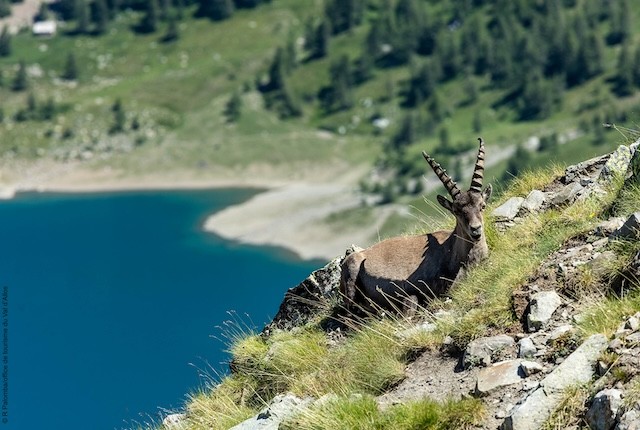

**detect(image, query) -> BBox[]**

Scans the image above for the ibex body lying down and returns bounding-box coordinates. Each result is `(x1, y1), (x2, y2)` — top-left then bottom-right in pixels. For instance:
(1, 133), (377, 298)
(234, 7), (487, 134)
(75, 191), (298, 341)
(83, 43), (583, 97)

(340, 138), (492, 314)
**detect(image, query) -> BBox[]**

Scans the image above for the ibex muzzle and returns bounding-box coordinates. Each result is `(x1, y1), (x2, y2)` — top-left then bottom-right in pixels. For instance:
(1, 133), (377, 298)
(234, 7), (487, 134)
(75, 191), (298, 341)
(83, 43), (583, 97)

(340, 138), (492, 315)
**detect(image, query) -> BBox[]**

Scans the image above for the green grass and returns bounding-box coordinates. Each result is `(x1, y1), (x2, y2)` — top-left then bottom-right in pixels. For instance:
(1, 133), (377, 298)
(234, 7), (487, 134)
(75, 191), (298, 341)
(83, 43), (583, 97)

(282, 395), (485, 430)
(153, 147), (640, 429)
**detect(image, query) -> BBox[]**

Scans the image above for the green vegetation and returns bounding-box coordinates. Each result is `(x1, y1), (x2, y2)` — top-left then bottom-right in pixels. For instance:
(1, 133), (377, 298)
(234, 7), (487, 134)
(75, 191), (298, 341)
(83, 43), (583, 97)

(283, 395), (484, 430)
(0, 0), (638, 196)
(159, 155), (639, 429)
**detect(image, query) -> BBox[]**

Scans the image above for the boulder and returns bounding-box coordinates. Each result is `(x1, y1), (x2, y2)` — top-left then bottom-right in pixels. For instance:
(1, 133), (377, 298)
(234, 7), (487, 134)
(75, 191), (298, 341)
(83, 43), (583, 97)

(521, 190), (546, 213)
(519, 361), (543, 377)
(475, 360), (524, 396)
(518, 337), (537, 359)
(262, 248), (355, 335)
(463, 335), (516, 368)
(527, 291), (562, 332)
(586, 389), (623, 430)
(616, 408), (640, 430)
(612, 213), (640, 241)
(549, 182), (583, 207)
(600, 145), (633, 181)
(501, 334), (608, 430)
(230, 393), (313, 430)
(492, 197), (525, 221)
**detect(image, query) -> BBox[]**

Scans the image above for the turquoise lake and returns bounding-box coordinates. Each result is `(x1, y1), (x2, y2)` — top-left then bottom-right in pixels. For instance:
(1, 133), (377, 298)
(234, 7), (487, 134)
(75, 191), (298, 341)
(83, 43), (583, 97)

(1, 189), (322, 429)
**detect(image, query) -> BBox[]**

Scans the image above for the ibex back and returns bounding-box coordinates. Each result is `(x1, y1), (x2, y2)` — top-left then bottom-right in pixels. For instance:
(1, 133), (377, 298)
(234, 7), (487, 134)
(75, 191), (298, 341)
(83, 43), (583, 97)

(340, 138), (492, 315)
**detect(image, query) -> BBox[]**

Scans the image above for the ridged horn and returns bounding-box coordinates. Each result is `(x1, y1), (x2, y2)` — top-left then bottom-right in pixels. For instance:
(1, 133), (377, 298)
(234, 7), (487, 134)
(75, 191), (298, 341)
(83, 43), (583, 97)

(469, 137), (485, 193)
(422, 151), (461, 198)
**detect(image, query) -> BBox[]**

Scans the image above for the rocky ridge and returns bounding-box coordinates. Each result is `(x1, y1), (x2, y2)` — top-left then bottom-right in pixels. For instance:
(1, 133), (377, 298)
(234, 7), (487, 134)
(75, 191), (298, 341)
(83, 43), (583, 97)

(165, 142), (640, 430)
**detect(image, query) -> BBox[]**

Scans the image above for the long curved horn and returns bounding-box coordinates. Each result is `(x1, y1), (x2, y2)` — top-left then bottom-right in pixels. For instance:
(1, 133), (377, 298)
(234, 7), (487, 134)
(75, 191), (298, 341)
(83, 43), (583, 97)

(469, 137), (485, 193)
(422, 151), (461, 198)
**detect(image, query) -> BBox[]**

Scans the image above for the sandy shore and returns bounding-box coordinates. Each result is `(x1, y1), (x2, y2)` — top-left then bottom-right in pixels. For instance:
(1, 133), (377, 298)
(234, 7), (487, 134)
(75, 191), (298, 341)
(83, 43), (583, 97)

(0, 160), (384, 261)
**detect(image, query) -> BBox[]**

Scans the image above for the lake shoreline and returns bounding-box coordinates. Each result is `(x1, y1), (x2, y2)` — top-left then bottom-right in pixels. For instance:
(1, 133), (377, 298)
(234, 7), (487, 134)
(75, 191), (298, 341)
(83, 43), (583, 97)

(0, 162), (371, 261)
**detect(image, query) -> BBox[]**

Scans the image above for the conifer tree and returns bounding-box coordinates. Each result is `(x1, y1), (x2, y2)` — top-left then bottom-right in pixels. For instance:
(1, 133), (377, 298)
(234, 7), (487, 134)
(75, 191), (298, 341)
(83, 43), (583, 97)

(278, 79), (302, 118)
(266, 47), (286, 91)
(137, 0), (159, 33)
(62, 52), (79, 81)
(633, 44), (640, 88)
(161, 15), (179, 43)
(0, 26), (11, 57)
(0, 0), (10, 18)
(233, 0), (260, 8)
(224, 91), (242, 122)
(195, 0), (233, 21)
(110, 99), (126, 133)
(607, 0), (632, 45)
(41, 97), (56, 121)
(92, 0), (109, 34)
(614, 41), (634, 96)
(75, 0), (90, 34)
(12, 61), (27, 92)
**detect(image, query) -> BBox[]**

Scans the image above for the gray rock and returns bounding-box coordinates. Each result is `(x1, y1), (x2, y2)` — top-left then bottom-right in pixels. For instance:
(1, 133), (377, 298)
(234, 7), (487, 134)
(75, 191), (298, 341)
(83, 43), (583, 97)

(613, 213), (640, 241)
(549, 182), (583, 207)
(521, 190), (546, 213)
(230, 393), (312, 430)
(163, 413), (186, 428)
(527, 291), (562, 332)
(616, 408), (640, 430)
(595, 217), (626, 237)
(520, 361), (543, 377)
(493, 197), (525, 221)
(518, 337), (537, 358)
(626, 332), (640, 345)
(501, 334), (608, 430)
(548, 325), (575, 342)
(476, 359), (524, 395)
(600, 145), (633, 181)
(626, 316), (640, 332)
(586, 389), (623, 430)
(262, 250), (349, 335)
(463, 335), (516, 368)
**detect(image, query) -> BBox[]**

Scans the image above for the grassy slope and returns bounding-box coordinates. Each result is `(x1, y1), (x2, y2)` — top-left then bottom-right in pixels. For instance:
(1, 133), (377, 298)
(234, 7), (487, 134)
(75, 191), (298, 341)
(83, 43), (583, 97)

(158, 150), (640, 430)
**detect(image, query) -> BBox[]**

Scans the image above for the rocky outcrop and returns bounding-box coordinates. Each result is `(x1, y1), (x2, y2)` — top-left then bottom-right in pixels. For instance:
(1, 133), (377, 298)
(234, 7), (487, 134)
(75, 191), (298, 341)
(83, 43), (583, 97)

(249, 141), (640, 430)
(501, 334), (608, 430)
(261, 249), (354, 336)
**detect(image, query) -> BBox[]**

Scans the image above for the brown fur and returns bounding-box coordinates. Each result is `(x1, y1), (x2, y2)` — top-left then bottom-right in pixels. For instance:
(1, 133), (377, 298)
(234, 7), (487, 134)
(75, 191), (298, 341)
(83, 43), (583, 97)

(340, 144), (492, 315)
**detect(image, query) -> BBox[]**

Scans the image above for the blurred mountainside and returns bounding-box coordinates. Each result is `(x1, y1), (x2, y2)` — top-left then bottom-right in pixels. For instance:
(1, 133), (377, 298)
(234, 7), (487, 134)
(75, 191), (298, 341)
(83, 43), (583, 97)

(1, 0), (640, 241)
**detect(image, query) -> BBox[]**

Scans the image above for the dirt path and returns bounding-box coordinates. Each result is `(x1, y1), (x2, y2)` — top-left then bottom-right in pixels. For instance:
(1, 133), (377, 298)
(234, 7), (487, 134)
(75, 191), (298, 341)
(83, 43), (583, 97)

(0, 0), (46, 33)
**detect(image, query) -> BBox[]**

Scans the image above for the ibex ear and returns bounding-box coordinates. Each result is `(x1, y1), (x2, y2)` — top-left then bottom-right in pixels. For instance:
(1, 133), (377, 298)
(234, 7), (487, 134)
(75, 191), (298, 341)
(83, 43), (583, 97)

(437, 194), (454, 213)
(482, 184), (493, 202)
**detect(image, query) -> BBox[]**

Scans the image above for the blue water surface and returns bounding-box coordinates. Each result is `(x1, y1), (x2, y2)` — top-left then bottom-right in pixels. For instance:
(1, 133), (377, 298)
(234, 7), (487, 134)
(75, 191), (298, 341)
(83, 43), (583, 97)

(1, 189), (321, 430)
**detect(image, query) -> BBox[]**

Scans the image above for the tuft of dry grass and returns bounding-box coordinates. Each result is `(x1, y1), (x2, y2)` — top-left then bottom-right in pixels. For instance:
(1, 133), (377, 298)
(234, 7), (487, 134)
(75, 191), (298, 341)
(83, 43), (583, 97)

(540, 385), (591, 430)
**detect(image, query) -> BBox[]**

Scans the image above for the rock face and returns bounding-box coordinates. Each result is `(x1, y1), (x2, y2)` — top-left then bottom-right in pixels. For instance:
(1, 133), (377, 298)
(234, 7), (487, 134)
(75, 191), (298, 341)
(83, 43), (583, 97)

(526, 291), (562, 332)
(230, 394), (313, 430)
(501, 334), (608, 430)
(262, 252), (347, 335)
(586, 389), (623, 430)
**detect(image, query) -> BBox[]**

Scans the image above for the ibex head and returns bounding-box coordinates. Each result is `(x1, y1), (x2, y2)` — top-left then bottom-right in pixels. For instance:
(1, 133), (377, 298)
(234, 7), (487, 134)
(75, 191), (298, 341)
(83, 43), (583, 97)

(423, 138), (492, 242)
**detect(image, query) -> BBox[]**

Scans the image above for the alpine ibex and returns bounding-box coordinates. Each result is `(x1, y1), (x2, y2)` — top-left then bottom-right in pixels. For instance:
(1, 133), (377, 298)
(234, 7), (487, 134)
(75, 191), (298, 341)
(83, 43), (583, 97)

(340, 138), (492, 315)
